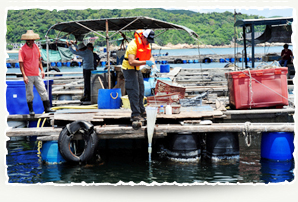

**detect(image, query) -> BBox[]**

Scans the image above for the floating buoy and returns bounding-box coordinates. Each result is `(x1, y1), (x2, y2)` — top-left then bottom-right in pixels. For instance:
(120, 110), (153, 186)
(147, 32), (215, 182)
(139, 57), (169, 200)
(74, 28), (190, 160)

(174, 59), (183, 64)
(230, 58), (235, 63)
(6, 63), (12, 68)
(66, 62), (71, 67)
(219, 58), (225, 63)
(182, 60), (187, 64)
(14, 63), (20, 68)
(165, 132), (201, 162)
(162, 60), (167, 64)
(50, 62), (56, 67)
(194, 59), (199, 63)
(188, 60), (193, 63)
(57, 62), (62, 67)
(225, 58), (230, 63)
(206, 132), (239, 161)
(41, 141), (66, 164)
(62, 62), (67, 66)
(203, 57), (211, 63)
(261, 132), (294, 161)
(101, 61), (106, 67)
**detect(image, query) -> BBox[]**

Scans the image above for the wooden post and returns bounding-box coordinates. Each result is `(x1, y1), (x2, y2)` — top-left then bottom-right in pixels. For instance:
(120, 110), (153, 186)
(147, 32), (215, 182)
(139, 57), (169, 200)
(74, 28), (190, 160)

(106, 20), (111, 89)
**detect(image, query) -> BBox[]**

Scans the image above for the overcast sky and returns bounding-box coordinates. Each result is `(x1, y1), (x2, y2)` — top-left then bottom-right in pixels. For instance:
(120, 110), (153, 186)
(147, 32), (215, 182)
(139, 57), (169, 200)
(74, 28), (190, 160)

(168, 8), (293, 18)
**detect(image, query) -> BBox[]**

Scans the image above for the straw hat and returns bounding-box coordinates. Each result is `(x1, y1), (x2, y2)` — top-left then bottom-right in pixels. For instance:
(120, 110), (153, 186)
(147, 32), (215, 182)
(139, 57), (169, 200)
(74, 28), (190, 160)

(21, 30), (40, 40)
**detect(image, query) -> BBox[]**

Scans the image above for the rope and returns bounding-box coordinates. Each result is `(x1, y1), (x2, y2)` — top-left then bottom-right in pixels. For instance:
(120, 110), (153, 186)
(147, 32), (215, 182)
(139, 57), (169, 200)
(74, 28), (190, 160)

(243, 121), (252, 147)
(240, 66), (294, 106)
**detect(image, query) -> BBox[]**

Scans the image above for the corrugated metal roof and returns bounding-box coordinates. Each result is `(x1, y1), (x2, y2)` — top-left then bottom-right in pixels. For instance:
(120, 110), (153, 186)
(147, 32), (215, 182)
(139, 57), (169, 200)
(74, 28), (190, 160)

(46, 16), (199, 41)
(234, 17), (293, 27)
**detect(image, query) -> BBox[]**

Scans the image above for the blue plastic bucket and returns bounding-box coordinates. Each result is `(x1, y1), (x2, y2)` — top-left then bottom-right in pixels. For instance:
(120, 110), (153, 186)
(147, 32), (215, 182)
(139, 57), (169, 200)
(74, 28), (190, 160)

(98, 88), (122, 109)
(160, 64), (170, 73)
(261, 132), (294, 161)
(41, 141), (66, 164)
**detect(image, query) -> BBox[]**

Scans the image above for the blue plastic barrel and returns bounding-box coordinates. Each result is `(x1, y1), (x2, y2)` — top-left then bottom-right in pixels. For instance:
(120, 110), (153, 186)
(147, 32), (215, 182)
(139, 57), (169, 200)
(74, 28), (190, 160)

(6, 63), (12, 68)
(182, 60), (187, 64)
(230, 58), (235, 62)
(62, 62), (67, 66)
(188, 60), (193, 63)
(261, 132), (294, 161)
(160, 64), (170, 73)
(225, 58), (230, 62)
(194, 59), (199, 63)
(219, 58), (225, 63)
(51, 62), (56, 67)
(162, 60), (167, 64)
(57, 62), (62, 67)
(66, 62), (71, 67)
(6, 80), (53, 115)
(15, 63), (20, 68)
(98, 88), (122, 109)
(41, 141), (66, 164)
(77, 62), (81, 67)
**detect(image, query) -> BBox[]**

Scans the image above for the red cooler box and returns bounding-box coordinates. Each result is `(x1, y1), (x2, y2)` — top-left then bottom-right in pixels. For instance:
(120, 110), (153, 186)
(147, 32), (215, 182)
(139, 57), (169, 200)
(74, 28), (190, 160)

(225, 67), (288, 109)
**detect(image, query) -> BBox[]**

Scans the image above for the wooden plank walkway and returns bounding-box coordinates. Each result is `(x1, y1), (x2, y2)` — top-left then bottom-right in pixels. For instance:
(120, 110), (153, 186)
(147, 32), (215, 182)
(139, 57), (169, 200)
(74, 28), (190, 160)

(6, 123), (295, 141)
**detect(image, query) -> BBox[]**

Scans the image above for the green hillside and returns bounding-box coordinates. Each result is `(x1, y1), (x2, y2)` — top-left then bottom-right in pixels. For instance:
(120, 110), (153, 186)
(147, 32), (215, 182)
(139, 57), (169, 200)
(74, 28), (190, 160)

(6, 8), (264, 46)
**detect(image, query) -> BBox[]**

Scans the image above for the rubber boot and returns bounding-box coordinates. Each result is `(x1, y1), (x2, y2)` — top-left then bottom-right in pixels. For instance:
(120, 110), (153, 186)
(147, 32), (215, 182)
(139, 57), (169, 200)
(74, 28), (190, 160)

(43, 100), (56, 113)
(27, 102), (35, 116)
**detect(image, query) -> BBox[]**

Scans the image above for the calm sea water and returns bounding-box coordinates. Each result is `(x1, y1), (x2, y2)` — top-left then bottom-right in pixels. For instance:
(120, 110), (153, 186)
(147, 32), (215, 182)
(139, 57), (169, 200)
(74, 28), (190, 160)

(6, 46), (294, 184)
(6, 133), (294, 184)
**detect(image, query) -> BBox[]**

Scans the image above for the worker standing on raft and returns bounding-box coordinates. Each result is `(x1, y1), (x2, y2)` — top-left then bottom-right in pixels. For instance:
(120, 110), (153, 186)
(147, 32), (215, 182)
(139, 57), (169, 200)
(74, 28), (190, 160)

(122, 29), (157, 123)
(19, 30), (55, 115)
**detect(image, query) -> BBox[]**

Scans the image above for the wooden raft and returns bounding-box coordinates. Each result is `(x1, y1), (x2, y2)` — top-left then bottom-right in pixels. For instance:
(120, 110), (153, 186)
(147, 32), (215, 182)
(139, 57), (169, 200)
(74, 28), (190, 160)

(6, 123), (295, 141)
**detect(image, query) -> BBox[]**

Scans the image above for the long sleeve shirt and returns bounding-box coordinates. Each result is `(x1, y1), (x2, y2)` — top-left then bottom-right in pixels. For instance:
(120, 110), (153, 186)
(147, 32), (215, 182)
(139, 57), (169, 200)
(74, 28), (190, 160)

(69, 45), (94, 70)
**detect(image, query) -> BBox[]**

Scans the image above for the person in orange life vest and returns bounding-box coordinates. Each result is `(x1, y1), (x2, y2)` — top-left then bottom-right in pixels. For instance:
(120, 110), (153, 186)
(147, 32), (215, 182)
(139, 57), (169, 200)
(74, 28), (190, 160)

(18, 30), (55, 115)
(122, 29), (157, 122)
(279, 43), (293, 67)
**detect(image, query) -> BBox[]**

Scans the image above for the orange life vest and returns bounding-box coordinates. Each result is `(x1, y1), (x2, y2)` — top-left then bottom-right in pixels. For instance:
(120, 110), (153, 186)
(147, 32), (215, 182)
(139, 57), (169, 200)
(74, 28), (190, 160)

(134, 30), (151, 61)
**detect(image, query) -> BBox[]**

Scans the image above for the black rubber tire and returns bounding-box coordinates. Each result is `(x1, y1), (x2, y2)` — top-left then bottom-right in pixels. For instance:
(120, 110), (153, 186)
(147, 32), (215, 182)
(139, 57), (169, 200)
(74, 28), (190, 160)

(174, 59), (183, 64)
(58, 121), (99, 163)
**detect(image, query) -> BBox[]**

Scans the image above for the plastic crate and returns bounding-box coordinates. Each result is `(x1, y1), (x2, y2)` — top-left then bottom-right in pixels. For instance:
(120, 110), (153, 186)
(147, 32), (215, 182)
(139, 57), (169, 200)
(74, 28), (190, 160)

(155, 80), (186, 99)
(147, 92), (180, 105)
(225, 67), (288, 109)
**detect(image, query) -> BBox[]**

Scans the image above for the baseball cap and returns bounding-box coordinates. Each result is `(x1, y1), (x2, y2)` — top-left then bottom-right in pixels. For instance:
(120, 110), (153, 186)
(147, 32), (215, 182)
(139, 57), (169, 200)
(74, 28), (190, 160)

(143, 29), (155, 43)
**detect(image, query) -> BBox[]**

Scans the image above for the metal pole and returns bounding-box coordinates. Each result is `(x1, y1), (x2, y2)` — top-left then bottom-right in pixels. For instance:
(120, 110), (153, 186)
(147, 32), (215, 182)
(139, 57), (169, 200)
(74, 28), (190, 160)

(251, 24), (255, 68)
(243, 26), (248, 68)
(106, 20), (111, 89)
(46, 36), (50, 100)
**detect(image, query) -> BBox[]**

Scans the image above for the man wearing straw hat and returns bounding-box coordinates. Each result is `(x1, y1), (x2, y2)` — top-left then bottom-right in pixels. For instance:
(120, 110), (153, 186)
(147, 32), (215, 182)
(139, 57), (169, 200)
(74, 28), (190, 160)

(19, 30), (55, 115)
(122, 29), (157, 124)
